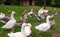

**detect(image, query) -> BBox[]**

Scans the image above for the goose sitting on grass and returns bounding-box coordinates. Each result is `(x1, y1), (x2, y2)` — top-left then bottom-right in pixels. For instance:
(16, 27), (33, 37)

(8, 32), (27, 37)
(0, 10), (11, 23)
(38, 8), (48, 20)
(35, 15), (54, 32)
(8, 23), (32, 37)
(2, 11), (16, 32)
(16, 10), (29, 26)
(0, 12), (5, 19)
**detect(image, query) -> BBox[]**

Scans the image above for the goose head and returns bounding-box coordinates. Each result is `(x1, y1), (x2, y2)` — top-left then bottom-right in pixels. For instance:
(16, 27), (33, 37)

(12, 11), (15, 14)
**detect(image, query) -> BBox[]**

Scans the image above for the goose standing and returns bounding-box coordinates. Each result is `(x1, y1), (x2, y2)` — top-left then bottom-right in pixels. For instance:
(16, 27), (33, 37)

(8, 23), (32, 37)
(2, 11), (16, 32)
(0, 10), (11, 23)
(35, 15), (53, 32)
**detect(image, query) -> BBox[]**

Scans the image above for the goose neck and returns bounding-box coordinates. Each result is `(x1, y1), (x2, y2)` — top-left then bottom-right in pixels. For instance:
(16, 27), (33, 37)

(11, 12), (14, 20)
(46, 17), (50, 23)
(21, 24), (27, 36)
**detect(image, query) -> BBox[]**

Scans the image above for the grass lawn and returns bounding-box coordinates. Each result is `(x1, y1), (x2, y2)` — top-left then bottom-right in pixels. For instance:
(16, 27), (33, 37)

(0, 5), (60, 37)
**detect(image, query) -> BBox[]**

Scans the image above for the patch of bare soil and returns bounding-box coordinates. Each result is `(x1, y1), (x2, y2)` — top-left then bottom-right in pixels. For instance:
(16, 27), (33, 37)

(52, 27), (60, 37)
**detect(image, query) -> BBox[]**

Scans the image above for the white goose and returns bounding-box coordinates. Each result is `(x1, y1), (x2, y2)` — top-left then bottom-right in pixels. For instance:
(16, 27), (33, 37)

(8, 23), (32, 37)
(35, 15), (53, 32)
(2, 11), (16, 32)
(0, 12), (5, 19)
(38, 8), (48, 19)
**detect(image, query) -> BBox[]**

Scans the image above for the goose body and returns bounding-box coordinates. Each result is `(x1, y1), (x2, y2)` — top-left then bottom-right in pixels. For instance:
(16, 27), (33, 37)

(35, 22), (51, 32)
(35, 15), (53, 32)
(8, 32), (27, 37)
(2, 19), (16, 29)
(2, 11), (16, 29)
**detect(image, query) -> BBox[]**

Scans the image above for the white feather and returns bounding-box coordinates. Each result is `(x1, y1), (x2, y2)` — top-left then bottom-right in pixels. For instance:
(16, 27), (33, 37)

(8, 32), (27, 37)
(35, 15), (52, 32)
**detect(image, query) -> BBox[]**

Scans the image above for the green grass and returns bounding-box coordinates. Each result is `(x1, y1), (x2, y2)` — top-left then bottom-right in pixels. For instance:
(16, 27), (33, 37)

(0, 5), (60, 37)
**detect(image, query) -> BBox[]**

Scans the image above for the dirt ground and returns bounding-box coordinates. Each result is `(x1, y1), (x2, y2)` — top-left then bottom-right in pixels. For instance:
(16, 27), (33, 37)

(52, 27), (60, 37)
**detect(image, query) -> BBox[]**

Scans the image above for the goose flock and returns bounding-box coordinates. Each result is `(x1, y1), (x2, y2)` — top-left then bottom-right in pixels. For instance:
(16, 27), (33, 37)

(0, 8), (58, 37)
